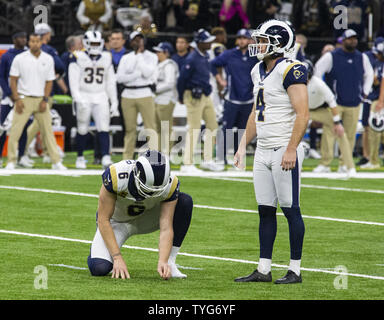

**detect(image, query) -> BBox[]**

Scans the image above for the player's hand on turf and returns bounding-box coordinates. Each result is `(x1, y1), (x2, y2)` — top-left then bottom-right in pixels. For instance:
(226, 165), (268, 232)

(157, 261), (171, 280)
(111, 256), (130, 279)
(281, 147), (296, 171)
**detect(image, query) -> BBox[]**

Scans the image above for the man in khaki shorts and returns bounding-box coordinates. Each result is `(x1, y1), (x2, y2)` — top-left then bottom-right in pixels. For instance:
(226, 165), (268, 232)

(116, 31), (158, 160)
(177, 29), (220, 172)
(5, 33), (66, 170)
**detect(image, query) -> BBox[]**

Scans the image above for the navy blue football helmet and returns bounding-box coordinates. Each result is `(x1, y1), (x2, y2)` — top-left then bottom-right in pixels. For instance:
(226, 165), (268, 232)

(133, 150), (171, 198)
(249, 19), (296, 60)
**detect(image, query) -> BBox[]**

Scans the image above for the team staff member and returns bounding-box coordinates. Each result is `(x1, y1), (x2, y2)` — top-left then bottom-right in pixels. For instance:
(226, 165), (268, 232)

(171, 36), (190, 72)
(116, 31), (158, 160)
(177, 29), (220, 173)
(5, 33), (66, 170)
(210, 28), (257, 166)
(303, 59), (355, 176)
(153, 42), (179, 156)
(314, 29), (374, 174)
(234, 20), (309, 284)
(0, 31), (31, 168)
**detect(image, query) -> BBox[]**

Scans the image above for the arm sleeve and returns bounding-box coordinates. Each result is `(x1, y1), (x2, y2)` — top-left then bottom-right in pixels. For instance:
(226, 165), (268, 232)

(9, 56), (20, 77)
(76, 1), (90, 25)
(46, 56), (56, 81)
(318, 78), (337, 108)
(0, 55), (12, 97)
(210, 50), (229, 76)
(314, 52), (333, 78)
(156, 63), (177, 94)
(99, 0), (112, 23)
(362, 53), (374, 97)
(101, 166), (117, 194)
(68, 60), (82, 101)
(163, 177), (179, 202)
(282, 63), (308, 90)
(136, 53), (157, 79)
(106, 64), (118, 105)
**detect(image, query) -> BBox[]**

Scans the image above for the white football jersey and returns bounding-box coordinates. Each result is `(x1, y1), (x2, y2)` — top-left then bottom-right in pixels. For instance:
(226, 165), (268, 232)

(250, 57), (307, 149)
(102, 160), (179, 223)
(68, 50), (117, 103)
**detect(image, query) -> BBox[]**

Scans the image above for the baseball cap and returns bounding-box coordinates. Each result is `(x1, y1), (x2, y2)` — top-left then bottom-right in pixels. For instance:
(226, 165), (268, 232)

(194, 29), (216, 43)
(129, 30), (144, 41)
(34, 23), (52, 35)
(153, 42), (174, 54)
(236, 28), (252, 39)
(341, 29), (357, 40)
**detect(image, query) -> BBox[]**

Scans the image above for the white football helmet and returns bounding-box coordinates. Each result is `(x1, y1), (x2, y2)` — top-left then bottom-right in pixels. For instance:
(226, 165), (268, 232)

(133, 150), (171, 198)
(248, 19), (296, 60)
(368, 109), (384, 132)
(83, 31), (104, 55)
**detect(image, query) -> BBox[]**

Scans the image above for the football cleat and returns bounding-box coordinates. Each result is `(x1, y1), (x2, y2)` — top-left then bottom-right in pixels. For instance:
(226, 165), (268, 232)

(101, 155), (113, 169)
(274, 270), (302, 284)
(169, 263), (187, 279)
(234, 269), (272, 282)
(18, 155), (34, 168)
(52, 161), (67, 170)
(76, 156), (87, 169)
(313, 164), (331, 173)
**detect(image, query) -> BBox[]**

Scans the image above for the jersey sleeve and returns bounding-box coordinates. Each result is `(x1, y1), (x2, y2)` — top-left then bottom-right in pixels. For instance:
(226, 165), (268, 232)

(101, 165), (117, 194)
(163, 176), (179, 202)
(282, 62), (308, 90)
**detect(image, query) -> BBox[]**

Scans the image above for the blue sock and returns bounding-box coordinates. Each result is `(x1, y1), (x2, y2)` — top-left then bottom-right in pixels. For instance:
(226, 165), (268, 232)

(281, 207), (305, 260)
(76, 133), (87, 157)
(258, 205), (277, 259)
(97, 131), (110, 157)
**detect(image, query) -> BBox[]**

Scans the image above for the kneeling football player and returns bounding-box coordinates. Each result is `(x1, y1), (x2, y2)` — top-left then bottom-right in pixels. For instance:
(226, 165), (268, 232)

(87, 150), (193, 279)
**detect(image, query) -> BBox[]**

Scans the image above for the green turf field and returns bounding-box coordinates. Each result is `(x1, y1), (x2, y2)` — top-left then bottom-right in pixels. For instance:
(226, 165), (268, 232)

(1, 159), (384, 300)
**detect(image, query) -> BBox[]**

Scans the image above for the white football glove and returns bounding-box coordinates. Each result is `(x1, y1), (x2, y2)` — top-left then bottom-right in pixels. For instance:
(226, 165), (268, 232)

(110, 102), (120, 118)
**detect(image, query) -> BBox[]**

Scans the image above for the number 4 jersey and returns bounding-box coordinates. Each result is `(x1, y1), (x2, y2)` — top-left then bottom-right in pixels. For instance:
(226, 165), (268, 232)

(68, 50), (117, 104)
(250, 57), (307, 149)
(101, 160), (180, 222)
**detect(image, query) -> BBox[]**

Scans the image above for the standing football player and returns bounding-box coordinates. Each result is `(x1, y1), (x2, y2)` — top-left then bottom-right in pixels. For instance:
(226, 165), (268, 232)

(234, 20), (309, 284)
(87, 149), (193, 279)
(68, 31), (119, 169)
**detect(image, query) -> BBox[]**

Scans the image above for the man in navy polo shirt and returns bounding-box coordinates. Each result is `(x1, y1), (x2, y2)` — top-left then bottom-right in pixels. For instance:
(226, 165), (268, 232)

(177, 29), (220, 173)
(210, 28), (258, 165)
(314, 29), (374, 176)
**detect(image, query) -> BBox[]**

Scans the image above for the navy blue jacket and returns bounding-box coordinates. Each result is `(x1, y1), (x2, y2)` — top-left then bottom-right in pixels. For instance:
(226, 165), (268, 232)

(327, 48), (365, 106)
(210, 47), (258, 104)
(41, 43), (65, 75)
(171, 52), (189, 72)
(177, 49), (212, 102)
(0, 48), (26, 99)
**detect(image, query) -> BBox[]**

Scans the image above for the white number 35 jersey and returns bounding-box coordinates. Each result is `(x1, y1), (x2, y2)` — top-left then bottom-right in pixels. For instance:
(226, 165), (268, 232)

(250, 58), (307, 149)
(68, 50), (117, 102)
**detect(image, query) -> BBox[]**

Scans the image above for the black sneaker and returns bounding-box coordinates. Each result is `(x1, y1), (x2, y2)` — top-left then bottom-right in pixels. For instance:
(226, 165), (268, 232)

(274, 270), (302, 284)
(356, 157), (369, 166)
(235, 269), (272, 282)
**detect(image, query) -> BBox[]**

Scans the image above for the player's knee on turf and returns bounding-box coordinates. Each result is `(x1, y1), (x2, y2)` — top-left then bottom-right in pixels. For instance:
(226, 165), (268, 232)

(87, 255), (113, 276)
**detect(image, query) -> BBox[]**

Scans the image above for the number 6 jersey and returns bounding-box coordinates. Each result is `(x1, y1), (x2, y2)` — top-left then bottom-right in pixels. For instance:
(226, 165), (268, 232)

(68, 50), (117, 104)
(101, 160), (180, 222)
(250, 57), (307, 149)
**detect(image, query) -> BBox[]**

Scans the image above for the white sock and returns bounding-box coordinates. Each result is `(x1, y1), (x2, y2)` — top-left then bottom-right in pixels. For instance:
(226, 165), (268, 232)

(168, 246), (180, 264)
(289, 259), (301, 276)
(257, 258), (271, 275)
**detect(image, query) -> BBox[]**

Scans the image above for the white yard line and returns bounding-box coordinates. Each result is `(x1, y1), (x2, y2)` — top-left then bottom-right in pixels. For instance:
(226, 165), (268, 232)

(1, 185), (384, 227)
(1, 229), (383, 281)
(206, 177), (384, 195)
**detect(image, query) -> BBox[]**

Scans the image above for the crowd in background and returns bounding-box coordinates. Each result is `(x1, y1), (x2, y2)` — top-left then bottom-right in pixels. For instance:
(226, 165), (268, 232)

(0, 0), (384, 172)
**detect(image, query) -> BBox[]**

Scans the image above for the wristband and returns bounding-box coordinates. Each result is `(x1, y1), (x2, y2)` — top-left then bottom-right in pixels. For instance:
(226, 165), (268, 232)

(112, 252), (121, 259)
(42, 96), (49, 102)
(333, 115), (341, 124)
